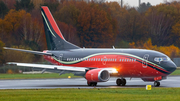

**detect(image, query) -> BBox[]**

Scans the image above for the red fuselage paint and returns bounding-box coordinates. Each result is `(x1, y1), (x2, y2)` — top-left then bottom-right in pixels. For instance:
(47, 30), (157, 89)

(43, 54), (169, 78)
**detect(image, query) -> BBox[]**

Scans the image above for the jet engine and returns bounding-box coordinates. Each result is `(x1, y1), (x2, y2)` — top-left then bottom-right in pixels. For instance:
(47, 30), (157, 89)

(85, 68), (110, 82)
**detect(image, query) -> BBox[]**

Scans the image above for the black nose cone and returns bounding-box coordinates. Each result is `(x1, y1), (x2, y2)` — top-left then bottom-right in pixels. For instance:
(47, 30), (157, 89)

(163, 61), (177, 73)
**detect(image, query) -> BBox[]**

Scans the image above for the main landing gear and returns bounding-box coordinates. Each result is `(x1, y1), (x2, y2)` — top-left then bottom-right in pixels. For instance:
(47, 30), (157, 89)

(116, 78), (126, 86)
(154, 81), (160, 87)
(87, 81), (97, 86)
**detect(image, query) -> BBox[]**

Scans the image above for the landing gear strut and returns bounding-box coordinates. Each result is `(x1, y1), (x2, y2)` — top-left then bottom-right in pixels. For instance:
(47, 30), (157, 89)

(87, 81), (97, 86)
(116, 78), (126, 86)
(154, 81), (160, 87)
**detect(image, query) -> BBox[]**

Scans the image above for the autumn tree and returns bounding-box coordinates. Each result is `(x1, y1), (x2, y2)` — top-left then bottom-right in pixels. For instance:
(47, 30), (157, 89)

(0, 18), (7, 43)
(31, 0), (44, 9)
(1, 9), (46, 51)
(14, 0), (34, 12)
(129, 39), (180, 59)
(57, 21), (80, 46)
(55, 4), (80, 27)
(168, 2), (180, 48)
(117, 8), (149, 45)
(137, 2), (152, 13)
(2, 9), (31, 45)
(93, 0), (106, 3)
(0, 1), (8, 18)
(77, 2), (116, 47)
(54, 1), (117, 48)
(27, 18), (46, 50)
(1, 9), (21, 45)
(105, 2), (128, 47)
(145, 3), (177, 46)
(129, 39), (157, 50)
(172, 21), (180, 47)
(0, 40), (5, 65)
(105, 2), (149, 48)
(1, 0), (16, 9)
(3, 46), (36, 63)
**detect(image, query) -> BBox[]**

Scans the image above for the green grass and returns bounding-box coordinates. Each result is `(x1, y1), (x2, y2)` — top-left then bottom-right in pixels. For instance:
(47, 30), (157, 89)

(0, 73), (79, 79)
(170, 69), (180, 75)
(0, 88), (180, 101)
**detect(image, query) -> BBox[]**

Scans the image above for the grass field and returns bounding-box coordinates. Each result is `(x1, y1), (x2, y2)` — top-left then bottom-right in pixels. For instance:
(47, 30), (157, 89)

(0, 69), (180, 80)
(0, 73), (80, 79)
(169, 69), (180, 75)
(0, 88), (180, 101)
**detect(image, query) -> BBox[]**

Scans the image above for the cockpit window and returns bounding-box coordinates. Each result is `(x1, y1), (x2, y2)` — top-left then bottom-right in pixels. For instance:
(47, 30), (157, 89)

(154, 57), (170, 62)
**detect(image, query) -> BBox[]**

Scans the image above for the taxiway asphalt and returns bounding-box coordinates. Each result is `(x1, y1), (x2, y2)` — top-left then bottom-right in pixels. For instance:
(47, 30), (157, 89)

(0, 76), (180, 89)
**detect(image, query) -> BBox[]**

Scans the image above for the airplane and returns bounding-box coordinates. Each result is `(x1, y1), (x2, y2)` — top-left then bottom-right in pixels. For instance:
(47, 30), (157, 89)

(4, 6), (177, 87)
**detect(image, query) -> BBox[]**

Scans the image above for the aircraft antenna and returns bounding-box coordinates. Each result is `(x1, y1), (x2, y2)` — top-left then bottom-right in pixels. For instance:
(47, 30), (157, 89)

(113, 46), (115, 49)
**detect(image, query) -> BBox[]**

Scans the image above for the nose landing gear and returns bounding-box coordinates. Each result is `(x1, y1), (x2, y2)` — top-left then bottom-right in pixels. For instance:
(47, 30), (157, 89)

(116, 78), (126, 86)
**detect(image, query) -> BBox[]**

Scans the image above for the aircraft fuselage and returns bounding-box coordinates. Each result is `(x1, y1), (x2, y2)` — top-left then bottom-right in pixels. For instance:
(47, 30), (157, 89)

(44, 48), (177, 78)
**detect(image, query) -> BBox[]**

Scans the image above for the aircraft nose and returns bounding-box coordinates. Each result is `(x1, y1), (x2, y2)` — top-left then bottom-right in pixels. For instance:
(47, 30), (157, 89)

(164, 61), (177, 73)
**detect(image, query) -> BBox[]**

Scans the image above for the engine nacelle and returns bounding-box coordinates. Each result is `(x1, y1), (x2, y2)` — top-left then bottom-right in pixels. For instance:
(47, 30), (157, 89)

(85, 68), (110, 82)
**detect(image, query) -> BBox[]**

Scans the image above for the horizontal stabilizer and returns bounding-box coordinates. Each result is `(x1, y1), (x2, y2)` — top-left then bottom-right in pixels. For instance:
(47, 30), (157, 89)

(3, 47), (52, 56)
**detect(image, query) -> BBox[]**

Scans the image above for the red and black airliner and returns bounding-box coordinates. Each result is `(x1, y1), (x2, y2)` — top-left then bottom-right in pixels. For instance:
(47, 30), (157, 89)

(4, 6), (177, 87)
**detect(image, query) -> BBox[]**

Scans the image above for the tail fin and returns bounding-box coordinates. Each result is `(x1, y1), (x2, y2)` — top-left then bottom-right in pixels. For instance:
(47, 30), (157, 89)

(41, 6), (80, 50)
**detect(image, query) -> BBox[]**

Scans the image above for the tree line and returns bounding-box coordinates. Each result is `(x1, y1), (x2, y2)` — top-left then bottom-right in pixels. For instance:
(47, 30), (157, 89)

(1, 0), (180, 65)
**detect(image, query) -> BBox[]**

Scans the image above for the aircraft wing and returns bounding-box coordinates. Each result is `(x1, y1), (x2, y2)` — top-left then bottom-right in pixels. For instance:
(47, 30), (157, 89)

(7, 62), (118, 73)
(7, 62), (86, 72)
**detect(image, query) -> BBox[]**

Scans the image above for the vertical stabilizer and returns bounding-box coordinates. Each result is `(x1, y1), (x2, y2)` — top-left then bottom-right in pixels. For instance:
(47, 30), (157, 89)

(41, 6), (80, 50)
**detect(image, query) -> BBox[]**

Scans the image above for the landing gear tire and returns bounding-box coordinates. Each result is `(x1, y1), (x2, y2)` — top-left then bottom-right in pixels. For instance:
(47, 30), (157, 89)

(116, 79), (122, 86)
(87, 81), (97, 86)
(92, 82), (97, 86)
(154, 81), (160, 87)
(122, 79), (126, 86)
(116, 78), (126, 86)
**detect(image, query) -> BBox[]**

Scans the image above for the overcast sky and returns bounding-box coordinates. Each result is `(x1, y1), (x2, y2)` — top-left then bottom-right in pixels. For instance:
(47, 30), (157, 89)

(109, 0), (178, 7)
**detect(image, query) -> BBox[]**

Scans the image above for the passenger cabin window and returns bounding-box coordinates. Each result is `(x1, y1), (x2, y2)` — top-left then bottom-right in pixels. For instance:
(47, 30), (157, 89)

(66, 57), (137, 62)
